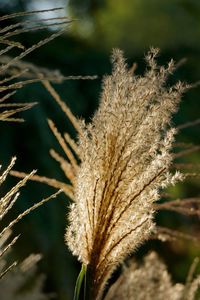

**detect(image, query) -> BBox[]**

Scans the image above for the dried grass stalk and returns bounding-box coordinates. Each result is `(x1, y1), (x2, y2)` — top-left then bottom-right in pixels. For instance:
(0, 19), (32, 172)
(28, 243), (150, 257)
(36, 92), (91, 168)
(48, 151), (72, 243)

(0, 8), (70, 122)
(65, 48), (186, 299)
(105, 252), (200, 300)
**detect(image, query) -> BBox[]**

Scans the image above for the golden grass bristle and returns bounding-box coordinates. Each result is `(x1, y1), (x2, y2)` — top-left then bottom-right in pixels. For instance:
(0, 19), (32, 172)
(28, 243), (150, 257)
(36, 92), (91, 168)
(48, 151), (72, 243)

(48, 119), (78, 171)
(43, 80), (83, 135)
(50, 149), (76, 186)
(0, 235), (19, 260)
(64, 132), (80, 158)
(0, 7), (65, 21)
(0, 189), (63, 239)
(0, 261), (18, 280)
(10, 170), (74, 200)
(0, 27), (67, 75)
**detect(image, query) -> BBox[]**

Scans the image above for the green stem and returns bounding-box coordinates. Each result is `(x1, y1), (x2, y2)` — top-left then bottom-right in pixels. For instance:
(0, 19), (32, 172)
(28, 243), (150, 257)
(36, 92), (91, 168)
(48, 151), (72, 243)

(73, 264), (87, 300)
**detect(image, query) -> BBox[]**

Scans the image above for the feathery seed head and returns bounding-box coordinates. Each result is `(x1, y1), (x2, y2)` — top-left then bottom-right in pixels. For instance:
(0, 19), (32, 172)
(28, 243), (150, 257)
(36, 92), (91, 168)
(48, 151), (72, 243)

(105, 251), (200, 300)
(65, 49), (185, 299)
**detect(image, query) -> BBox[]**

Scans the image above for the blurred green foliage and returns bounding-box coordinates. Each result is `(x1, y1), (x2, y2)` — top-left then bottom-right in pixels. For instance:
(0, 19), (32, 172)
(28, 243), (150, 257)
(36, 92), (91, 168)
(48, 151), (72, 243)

(70, 0), (200, 53)
(0, 0), (200, 299)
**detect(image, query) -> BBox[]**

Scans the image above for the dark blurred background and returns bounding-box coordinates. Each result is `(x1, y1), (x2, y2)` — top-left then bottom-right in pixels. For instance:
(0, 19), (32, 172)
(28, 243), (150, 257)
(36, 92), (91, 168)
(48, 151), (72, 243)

(0, 0), (200, 299)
